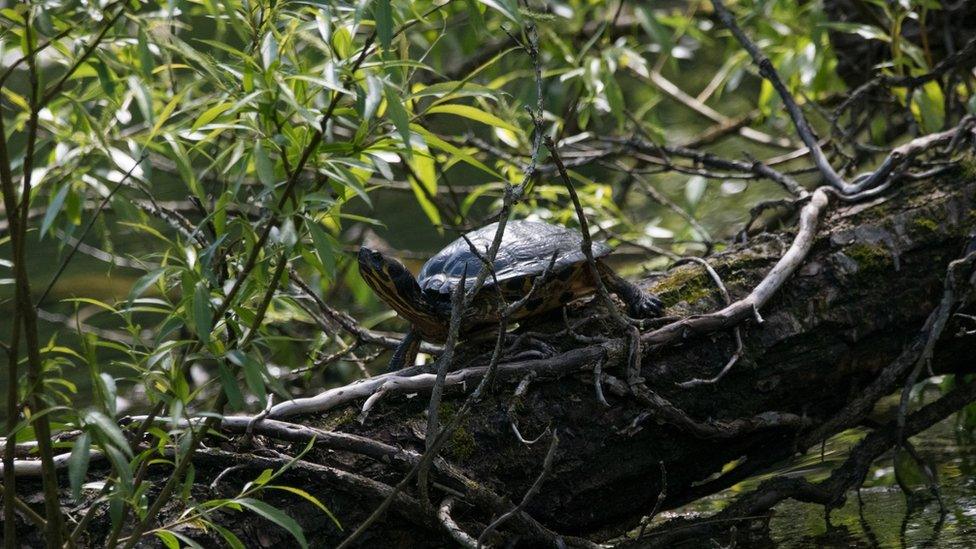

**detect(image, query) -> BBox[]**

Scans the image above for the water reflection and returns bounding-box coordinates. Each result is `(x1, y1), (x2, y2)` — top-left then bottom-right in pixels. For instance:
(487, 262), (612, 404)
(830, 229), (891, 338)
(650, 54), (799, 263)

(668, 416), (976, 548)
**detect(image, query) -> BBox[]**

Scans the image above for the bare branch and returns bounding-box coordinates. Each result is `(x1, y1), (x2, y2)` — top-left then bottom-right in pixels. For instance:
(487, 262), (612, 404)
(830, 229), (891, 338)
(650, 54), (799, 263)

(477, 431), (560, 548)
(710, 0), (849, 193)
(641, 69), (799, 149)
(438, 497), (478, 549)
(673, 257), (744, 387)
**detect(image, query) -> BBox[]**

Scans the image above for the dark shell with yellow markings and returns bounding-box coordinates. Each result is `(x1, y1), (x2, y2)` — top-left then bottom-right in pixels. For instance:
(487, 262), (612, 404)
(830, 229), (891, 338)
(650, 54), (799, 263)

(417, 221), (611, 319)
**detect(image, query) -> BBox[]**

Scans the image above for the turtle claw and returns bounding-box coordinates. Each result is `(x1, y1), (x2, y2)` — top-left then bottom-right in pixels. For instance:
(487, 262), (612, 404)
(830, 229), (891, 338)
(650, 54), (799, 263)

(599, 267), (664, 320)
(388, 330), (421, 372)
(503, 334), (557, 362)
(627, 291), (664, 319)
(520, 336), (557, 357)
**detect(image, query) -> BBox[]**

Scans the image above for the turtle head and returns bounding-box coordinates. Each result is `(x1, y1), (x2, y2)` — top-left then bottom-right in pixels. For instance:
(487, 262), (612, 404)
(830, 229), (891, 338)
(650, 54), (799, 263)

(358, 247), (440, 332)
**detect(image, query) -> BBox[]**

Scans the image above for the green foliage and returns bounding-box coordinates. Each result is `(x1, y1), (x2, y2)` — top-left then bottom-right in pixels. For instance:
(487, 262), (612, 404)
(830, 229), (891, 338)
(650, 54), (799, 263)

(2, 0), (969, 544)
(149, 441), (337, 547)
(824, 0), (954, 131)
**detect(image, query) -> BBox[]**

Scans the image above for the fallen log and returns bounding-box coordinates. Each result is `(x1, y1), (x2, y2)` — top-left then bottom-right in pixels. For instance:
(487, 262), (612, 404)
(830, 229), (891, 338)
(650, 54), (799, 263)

(8, 171), (976, 547)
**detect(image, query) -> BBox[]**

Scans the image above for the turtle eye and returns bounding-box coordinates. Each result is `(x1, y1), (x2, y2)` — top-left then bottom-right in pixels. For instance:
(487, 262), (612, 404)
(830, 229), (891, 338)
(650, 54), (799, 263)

(359, 248), (386, 270)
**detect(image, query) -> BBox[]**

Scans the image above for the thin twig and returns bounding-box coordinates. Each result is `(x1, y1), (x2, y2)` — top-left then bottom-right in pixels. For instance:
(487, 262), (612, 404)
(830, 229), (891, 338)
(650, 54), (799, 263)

(39, 5), (126, 108)
(507, 372), (548, 445)
(0, 26), (75, 88)
(593, 356), (610, 408)
(641, 69), (798, 149)
(710, 0), (849, 193)
(438, 497), (478, 549)
(674, 257), (745, 387)
(417, 19), (548, 520)
(637, 462), (667, 539)
(36, 153), (147, 305)
(628, 170), (714, 244)
(476, 431), (560, 548)
(290, 271), (440, 355)
(896, 252), (976, 439)
(419, 266), (467, 509)
(1, 10), (65, 543)
(543, 136), (630, 329)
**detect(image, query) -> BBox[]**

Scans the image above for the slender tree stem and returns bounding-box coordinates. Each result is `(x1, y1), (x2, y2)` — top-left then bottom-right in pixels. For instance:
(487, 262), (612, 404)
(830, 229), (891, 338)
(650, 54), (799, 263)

(0, 13), (64, 547)
(3, 313), (22, 549)
(0, 484), (46, 530)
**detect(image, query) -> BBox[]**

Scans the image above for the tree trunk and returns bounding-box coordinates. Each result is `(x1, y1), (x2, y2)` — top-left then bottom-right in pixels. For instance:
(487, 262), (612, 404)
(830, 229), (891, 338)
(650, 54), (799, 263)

(9, 174), (976, 547)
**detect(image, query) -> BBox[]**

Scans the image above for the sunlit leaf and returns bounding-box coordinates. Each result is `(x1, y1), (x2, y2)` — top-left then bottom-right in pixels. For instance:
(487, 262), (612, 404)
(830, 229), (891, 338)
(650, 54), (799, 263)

(0, 88), (29, 111)
(363, 74), (382, 121)
(685, 176), (707, 208)
(150, 87), (190, 138)
(261, 32), (278, 69)
(252, 469), (274, 487)
(822, 22), (891, 42)
(191, 101), (234, 132)
(40, 183), (71, 238)
(332, 26), (352, 58)
(99, 373), (118, 416)
(411, 124), (502, 178)
(155, 531), (180, 549)
(912, 81), (945, 134)
(426, 103), (520, 133)
(128, 75), (152, 125)
(477, 0), (521, 23)
(412, 81), (499, 101)
(406, 138), (441, 228)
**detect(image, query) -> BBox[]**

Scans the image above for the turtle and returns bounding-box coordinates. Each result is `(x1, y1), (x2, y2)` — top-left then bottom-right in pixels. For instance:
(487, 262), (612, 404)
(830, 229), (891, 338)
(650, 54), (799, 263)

(357, 220), (663, 370)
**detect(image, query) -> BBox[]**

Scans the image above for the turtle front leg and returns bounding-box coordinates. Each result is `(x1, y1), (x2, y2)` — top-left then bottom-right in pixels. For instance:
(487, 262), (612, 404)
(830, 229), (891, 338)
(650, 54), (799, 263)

(597, 262), (663, 318)
(389, 329), (421, 371)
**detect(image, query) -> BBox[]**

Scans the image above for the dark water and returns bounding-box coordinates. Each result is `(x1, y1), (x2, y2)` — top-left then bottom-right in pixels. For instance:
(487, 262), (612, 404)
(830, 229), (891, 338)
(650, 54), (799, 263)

(652, 411), (976, 548)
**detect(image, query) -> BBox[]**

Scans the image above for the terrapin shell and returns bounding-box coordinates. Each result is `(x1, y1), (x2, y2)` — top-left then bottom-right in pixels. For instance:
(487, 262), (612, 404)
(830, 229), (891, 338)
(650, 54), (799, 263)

(417, 221), (611, 296)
